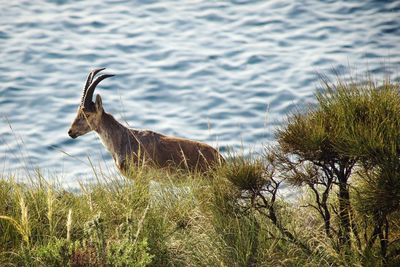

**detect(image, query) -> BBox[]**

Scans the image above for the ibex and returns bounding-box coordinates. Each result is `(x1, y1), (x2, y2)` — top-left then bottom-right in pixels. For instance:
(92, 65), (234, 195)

(68, 68), (224, 174)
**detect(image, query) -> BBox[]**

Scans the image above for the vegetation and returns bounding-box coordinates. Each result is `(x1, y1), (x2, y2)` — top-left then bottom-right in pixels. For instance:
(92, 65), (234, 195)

(1, 75), (400, 266)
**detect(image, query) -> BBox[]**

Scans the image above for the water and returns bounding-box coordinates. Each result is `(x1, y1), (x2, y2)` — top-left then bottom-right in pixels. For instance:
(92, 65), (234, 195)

(1, 0), (399, 187)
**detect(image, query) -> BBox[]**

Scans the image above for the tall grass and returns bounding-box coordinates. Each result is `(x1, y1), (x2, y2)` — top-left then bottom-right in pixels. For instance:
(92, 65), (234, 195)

(1, 74), (399, 266)
(2, 154), (395, 266)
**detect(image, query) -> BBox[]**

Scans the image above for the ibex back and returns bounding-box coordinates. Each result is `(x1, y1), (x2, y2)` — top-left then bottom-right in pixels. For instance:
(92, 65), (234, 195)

(68, 68), (224, 174)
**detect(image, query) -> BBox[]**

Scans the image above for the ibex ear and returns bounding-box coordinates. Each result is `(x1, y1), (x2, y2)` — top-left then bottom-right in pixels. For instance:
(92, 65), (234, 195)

(95, 94), (103, 112)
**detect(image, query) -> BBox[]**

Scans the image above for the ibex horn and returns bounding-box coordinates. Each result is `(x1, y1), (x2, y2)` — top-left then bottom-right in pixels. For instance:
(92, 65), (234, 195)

(80, 68), (106, 106)
(84, 74), (115, 108)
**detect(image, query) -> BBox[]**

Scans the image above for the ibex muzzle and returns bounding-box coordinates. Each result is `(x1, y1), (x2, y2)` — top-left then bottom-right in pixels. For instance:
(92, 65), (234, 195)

(68, 68), (224, 173)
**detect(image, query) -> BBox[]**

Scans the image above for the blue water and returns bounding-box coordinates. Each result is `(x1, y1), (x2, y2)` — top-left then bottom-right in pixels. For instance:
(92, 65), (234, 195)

(1, 0), (399, 186)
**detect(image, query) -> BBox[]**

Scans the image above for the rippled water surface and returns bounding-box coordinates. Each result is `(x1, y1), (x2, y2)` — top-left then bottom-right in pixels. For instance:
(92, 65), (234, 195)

(1, 0), (399, 186)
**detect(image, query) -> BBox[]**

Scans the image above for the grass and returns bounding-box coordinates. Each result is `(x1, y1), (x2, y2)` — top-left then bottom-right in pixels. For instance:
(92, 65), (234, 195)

(1, 154), (398, 267)
(2, 73), (400, 266)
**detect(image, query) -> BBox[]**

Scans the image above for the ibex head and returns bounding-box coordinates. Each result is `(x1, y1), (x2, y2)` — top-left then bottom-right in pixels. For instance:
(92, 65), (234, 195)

(68, 68), (114, 139)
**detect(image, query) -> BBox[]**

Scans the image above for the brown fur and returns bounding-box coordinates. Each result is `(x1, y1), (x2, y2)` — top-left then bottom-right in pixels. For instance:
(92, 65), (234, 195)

(69, 93), (224, 174)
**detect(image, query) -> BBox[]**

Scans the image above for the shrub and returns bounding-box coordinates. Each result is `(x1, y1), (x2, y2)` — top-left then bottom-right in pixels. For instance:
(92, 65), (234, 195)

(276, 74), (400, 264)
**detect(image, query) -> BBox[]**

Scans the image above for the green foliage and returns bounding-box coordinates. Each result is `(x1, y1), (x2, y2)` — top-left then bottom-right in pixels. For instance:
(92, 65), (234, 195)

(1, 151), (399, 266)
(34, 239), (73, 267)
(318, 77), (400, 226)
(316, 78), (400, 161)
(2, 73), (400, 266)
(107, 238), (153, 267)
(276, 74), (400, 264)
(218, 155), (267, 192)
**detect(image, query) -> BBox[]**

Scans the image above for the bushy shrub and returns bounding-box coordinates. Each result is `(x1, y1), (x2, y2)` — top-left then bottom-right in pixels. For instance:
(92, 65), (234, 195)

(276, 75), (400, 264)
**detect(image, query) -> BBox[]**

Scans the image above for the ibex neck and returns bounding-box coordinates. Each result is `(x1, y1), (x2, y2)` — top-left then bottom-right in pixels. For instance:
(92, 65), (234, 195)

(94, 112), (131, 157)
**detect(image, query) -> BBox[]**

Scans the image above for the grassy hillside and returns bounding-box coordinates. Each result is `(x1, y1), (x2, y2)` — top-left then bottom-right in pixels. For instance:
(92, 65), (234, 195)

(1, 156), (398, 266)
(1, 76), (400, 266)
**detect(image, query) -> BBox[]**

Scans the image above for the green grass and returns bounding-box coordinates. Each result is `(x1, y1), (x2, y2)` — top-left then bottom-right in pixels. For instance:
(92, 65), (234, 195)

(2, 74), (400, 266)
(1, 155), (398, 267)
